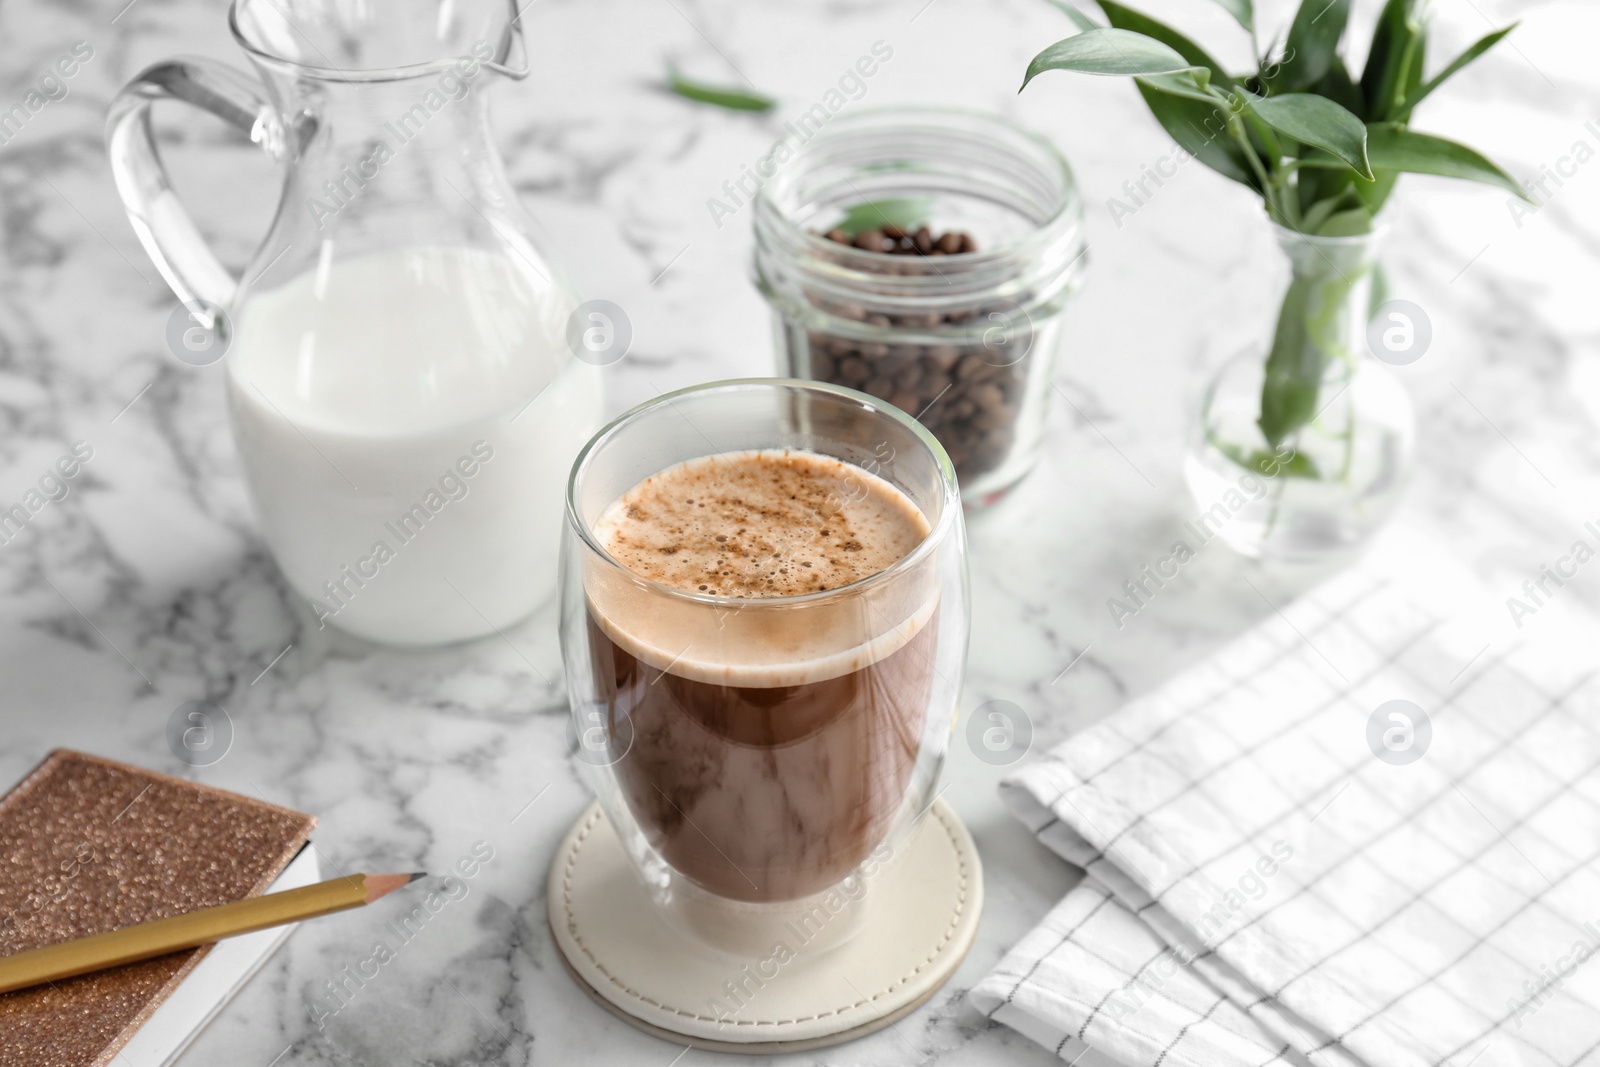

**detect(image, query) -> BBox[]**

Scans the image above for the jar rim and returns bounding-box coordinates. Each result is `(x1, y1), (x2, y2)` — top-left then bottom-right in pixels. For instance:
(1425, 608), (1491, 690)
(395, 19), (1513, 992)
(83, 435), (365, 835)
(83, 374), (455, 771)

(565, 377), (962, 610)
(753, 105), (1086, 301)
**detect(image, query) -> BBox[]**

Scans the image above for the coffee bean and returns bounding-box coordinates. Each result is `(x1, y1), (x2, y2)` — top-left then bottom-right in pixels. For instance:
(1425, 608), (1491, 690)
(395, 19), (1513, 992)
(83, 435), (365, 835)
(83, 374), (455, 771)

(956, 357), (986, 381)
(854, 229), (887, 252)
(970, 382), (1004, 409)
(973, 405), (1012, 432)
(800, 224), (1029, 482)
(837, 223), (979, 259)
(837, 356), (870, 385)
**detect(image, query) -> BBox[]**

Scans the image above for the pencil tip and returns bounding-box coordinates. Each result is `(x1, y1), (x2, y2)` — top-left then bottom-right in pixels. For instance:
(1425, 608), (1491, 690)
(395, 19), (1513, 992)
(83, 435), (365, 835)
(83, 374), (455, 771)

(364, 872), (429, 903)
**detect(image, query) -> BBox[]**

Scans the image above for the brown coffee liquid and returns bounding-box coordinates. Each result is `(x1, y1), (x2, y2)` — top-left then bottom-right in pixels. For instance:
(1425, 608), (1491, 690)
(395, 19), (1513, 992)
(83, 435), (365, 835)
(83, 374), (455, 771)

(588, 450), (935, 902)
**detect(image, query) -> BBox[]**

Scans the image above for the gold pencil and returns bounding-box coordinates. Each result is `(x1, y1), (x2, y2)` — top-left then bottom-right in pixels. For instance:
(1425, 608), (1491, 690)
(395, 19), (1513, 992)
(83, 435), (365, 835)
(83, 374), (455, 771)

(0, 871), (424, 995)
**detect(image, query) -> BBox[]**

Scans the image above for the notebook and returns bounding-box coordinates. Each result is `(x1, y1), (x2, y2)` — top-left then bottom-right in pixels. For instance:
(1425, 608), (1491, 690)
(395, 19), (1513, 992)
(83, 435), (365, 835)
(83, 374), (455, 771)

(0, 750), (318, 1067)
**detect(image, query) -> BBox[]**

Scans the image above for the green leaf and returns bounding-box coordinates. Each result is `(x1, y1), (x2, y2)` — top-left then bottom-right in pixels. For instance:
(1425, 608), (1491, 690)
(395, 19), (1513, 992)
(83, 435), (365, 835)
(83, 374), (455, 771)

(1217, 443), (1320, 478)
(1258, 247), (1369, 447)
(1295, 145), (1360, 218)
(1207, 0), (1253, 32)
(1279, 450), (1320, 477)
(1021, 28), (1203, 89)
(1132, 78), (1259, 188)
(1257, 278), (1320, 449)
(667, 70), (775, 112)
(1298, 197), (1342, 233)
(1353, 168), (1399, 213)
(1315, 206), (1373, 235)
(832, 198), (933, 236)
(1308, 58), (1364, 117)
(1246, 92), (1373, 179)
(1041, 0), (1100, 32)
(1396, 23), (1517, 119)
(1365, 124), (1530, 200)
(1134, 72), (1219, 104)
(1271, 0), (1351, 91)
(1360, 0), (1421, 119)
(1094, 0), (1235, 87)
(1401, 23), (1429, 112)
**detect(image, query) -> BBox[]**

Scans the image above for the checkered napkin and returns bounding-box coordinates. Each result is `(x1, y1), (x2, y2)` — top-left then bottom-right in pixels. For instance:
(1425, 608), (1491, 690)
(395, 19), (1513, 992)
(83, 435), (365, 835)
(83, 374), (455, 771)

(970, 548), (1600, 1067)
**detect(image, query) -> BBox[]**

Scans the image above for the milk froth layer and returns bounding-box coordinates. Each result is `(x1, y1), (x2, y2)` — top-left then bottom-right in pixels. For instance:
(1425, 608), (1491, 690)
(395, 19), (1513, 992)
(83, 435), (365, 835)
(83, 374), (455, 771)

(588, 449), (936, 687)
(595, 449), (928, 597)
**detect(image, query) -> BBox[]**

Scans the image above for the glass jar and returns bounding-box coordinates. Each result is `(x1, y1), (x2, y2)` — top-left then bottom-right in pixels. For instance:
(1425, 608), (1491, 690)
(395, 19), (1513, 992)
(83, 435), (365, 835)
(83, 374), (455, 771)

(1184, 224), (1415, 559)
(753, 107), (1087, 509)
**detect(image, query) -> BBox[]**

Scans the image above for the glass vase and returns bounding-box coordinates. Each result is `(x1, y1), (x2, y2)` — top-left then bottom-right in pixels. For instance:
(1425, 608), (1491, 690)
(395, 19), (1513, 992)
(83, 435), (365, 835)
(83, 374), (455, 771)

(1184, 225), (1415, 559)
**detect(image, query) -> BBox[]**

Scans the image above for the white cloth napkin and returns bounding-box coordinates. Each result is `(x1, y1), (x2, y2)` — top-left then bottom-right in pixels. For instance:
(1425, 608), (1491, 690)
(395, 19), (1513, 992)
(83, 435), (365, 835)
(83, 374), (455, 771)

(970, 546), (1600, 1067)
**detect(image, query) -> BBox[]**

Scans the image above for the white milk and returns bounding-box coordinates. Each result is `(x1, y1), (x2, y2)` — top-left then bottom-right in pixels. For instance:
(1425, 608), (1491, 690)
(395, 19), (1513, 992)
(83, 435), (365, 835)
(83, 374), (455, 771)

(226, 244), (602, 645)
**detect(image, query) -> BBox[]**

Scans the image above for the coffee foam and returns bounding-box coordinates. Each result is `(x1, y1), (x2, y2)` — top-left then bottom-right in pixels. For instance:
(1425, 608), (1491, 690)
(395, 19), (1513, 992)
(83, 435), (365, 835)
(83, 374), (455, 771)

(594, 449), (928, 598)
(587, 449), (938, 688)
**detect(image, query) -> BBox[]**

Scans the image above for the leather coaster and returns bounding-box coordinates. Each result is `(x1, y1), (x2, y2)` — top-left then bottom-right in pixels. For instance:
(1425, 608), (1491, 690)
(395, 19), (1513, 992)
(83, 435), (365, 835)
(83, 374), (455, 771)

(547, 799), (983, 1052)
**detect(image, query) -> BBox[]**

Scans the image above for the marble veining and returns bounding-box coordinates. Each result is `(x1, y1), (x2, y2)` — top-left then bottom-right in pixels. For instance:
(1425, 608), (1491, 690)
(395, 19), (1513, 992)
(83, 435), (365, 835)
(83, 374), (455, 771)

(1, 0), (1595, 1063)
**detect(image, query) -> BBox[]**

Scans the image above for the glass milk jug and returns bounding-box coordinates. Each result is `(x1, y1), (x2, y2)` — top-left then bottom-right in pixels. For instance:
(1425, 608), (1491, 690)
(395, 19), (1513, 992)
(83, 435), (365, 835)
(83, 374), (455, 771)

(106, 0), (602, 645)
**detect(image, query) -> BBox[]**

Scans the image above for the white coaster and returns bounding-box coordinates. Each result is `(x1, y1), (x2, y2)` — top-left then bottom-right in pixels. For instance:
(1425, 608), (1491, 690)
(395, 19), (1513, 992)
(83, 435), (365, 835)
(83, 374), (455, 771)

(547, 799), (983, 1053)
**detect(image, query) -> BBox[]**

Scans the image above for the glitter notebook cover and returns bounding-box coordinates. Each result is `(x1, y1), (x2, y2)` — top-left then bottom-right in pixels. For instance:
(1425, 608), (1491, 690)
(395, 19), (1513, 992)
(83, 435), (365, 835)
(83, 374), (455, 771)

(0, 750), (316, 1067)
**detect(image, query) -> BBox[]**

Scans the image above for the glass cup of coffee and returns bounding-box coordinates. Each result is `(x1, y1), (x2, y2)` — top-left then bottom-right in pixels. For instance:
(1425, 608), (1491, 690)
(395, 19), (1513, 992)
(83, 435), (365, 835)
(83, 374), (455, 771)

(559, 379), (969, 954)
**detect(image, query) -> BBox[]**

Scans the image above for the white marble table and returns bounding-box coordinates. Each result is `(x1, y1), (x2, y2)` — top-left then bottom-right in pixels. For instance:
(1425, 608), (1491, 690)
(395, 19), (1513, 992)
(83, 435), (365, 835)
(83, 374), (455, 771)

(1, 0), (1594, 1063)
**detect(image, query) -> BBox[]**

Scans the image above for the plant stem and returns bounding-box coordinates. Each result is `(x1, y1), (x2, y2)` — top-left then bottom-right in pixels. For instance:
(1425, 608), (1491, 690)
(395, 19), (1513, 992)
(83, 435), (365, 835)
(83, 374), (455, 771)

(1271, 170), (1302, 230)
(1259, 436), (1293, 544)
(1239, 107), (1304, 229)
(1240, 108), (1284, 164)
(1387, 32), (1422, 119)
(1228, 115), (1285, 223)
(1195, 84), (1289, 225)
(1340, 382), (1357, 482)
(1238, 132), (1281, 220)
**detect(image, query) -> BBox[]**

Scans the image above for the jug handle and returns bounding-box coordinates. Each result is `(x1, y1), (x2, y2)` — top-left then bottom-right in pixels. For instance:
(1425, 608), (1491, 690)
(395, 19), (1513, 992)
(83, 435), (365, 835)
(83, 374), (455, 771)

(106, 58), (281, 312)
